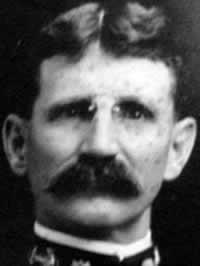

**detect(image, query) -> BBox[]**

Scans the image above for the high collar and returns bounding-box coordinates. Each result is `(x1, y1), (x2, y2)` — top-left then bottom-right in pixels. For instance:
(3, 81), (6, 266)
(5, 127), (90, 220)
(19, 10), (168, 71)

(34, 221), (153, 262)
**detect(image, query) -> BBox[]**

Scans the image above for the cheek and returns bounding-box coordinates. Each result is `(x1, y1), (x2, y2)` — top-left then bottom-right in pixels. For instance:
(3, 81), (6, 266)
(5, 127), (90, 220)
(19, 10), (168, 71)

(139, 146), (169, 181)
(142, 149), (169, 184)
(26, 125), (83, 192)
(28, 124), (83, 161)
(119, 128), (171, 186)
(131, 144), (169, 201)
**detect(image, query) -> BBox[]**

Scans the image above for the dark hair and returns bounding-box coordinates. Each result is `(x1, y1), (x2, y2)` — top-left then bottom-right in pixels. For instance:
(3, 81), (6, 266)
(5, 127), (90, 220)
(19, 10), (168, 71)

(3, 0), (199, 119)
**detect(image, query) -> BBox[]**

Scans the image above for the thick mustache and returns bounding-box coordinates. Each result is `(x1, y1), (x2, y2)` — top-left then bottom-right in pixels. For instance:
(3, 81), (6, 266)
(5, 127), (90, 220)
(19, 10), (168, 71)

(45, 154), (141, 199)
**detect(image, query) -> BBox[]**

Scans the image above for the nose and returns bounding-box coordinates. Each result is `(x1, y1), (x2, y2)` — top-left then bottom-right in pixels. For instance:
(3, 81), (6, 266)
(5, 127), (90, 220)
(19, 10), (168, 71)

(81, 110), (118, 156)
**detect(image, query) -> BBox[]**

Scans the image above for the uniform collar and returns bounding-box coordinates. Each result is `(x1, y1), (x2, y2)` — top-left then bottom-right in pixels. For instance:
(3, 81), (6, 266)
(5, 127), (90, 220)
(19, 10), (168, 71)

(34, 221), (152, 261)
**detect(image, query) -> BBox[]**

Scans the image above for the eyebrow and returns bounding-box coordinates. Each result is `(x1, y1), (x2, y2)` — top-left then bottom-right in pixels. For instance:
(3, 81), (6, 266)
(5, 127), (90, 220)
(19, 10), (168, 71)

(116, 95), (156, 111)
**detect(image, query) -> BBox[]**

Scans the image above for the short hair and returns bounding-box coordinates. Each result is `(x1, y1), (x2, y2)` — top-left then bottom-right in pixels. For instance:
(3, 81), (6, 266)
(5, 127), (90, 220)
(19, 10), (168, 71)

(2, 0), (199, 120)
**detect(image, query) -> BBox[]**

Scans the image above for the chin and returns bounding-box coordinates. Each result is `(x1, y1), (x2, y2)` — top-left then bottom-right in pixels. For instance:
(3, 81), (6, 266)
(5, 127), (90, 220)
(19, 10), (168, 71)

(64, 197), (125, 227)
(37, 194), (147, 231)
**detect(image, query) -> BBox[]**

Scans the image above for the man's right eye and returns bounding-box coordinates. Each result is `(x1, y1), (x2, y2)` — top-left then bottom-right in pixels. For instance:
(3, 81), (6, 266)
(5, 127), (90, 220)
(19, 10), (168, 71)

(47, 100), (96, 121)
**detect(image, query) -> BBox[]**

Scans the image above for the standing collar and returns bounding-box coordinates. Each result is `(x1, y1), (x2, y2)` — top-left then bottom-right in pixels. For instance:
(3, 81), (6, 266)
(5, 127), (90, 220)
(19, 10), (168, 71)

(34, 221), (152, 261)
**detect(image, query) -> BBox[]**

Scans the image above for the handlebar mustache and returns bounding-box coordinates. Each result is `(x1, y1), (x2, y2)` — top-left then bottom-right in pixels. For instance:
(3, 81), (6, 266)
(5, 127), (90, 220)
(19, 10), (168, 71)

(44, 154), (141, 199)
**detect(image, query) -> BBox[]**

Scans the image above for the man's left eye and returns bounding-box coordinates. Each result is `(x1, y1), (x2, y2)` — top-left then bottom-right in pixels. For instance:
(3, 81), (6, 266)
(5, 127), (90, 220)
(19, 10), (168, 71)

(114, 101), (154, 120)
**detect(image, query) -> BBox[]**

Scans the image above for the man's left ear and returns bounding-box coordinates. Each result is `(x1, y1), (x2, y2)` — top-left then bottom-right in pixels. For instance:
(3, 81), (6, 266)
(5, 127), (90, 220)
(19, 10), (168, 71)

(164, 117), (197, 181)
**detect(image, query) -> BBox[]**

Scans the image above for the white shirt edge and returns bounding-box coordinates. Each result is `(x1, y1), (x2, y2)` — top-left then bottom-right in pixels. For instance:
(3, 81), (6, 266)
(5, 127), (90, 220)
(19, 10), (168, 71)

(34, 221), (152, 261)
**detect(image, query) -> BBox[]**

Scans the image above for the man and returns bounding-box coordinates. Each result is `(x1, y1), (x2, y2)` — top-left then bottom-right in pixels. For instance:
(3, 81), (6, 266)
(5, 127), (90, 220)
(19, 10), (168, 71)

(1, 0), (199, 265)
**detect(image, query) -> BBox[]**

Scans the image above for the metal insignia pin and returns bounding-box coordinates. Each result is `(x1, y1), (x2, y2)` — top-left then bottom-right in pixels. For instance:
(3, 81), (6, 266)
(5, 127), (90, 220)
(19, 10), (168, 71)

(29, 246), (59, 266)
(70, 259), (91, 266)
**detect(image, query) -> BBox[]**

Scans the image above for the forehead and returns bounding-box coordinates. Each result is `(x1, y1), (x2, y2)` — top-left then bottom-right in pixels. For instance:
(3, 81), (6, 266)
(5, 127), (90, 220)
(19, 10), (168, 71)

(38, 44), (176, 107)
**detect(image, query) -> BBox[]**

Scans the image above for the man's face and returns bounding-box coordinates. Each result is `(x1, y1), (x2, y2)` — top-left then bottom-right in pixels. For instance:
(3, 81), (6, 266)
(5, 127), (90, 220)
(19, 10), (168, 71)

(5, 44), (196, 240)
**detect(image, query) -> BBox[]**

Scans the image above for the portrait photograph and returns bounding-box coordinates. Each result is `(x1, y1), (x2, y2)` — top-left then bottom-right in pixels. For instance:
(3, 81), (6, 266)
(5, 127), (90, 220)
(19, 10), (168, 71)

(0, 1), (200, 266)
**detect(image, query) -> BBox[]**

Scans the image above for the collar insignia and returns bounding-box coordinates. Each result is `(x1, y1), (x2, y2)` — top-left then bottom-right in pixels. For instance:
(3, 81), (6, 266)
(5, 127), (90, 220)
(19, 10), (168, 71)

(29, 246), (59, 266)
(71, 259), (91, 266)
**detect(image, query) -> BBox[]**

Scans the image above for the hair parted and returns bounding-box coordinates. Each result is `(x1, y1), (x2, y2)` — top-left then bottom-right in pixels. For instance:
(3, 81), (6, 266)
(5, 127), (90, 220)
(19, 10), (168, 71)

(3, 0), (199, 119)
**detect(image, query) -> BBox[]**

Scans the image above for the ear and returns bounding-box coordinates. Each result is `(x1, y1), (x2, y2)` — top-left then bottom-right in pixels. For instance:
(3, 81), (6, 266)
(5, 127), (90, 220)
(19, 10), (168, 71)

(164, 117), (197, 181)
(2, 114), (28, 176)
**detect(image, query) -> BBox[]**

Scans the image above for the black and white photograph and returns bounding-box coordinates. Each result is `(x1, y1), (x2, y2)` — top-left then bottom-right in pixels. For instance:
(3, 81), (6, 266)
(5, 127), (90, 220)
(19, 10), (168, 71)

(1, 1), (200, 265)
